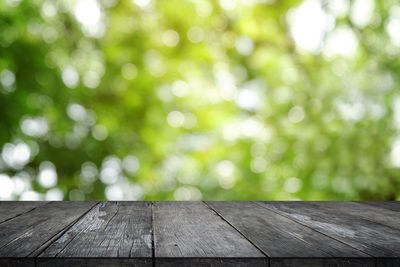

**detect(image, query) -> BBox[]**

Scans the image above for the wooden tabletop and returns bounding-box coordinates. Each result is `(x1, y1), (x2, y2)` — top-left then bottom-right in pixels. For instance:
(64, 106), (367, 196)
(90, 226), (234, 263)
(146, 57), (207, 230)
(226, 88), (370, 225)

(0, 201), (398, 266)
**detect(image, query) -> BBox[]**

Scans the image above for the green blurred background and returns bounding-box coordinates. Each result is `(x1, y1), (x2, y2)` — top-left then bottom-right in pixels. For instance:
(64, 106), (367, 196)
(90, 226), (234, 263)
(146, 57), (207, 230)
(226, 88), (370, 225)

(0, 0), (399, 201)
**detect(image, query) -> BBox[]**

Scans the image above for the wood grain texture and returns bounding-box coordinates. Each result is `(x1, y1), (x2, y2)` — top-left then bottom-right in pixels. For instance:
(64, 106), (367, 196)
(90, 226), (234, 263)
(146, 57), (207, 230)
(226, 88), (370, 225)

(0, 201), (96, 257)
(257, 201), (400, 257)
(206, 201), (369, 259)
(0, 201), (49, 224)
(153, 201), (265, 265)
(40, 202), (152, 258)
(358, 201), (400, 212)
(308, 201), (400, 230)
(0, 201), (398, 266)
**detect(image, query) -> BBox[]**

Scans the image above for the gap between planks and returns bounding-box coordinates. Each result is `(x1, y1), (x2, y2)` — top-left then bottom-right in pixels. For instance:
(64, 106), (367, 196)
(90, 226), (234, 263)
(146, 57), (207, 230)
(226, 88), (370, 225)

(251, 201), (375, 258)
(28, 202), (100, 257)
(0, 202), (50, 227)
(151, 201), (155, 267)
(202, 201), (270, 261)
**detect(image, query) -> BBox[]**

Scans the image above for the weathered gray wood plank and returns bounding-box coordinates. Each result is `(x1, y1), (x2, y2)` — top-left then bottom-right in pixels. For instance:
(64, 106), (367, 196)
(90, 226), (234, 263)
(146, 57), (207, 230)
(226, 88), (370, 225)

(153, 202), (266, 266)
(358, 201), (400, 213)
(257, 201), (400, 257)
(308, 201), (400, 230)
(206, 201), (370, 260)
(40, 202), (152, 259)
(0, 201), (49, 224)
(0, 201), (96, 257)
(0, 201), (398, 266)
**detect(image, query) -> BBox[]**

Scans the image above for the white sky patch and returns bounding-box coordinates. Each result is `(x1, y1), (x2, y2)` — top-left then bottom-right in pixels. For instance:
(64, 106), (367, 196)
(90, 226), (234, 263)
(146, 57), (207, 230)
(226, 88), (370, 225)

(42, 26), (58, 43)
(236, 88), (259, 111)
(187, 26), (204, 43)
(83, 71), (100, 89)
(218, 175), (236, 189)
(20, 191), (42, 200)
(392, 96), (400, 129)
(46, 188), (64, 200)
(105, 184), (123, 200)
(219, 0), (236, 11)
(386, 6), (400, 46)
(106, 179), (144, 200)
(324, 26), (359, 58)
(391, 138), (400, 168)
(369, 103), (386, 120)
(100, 156), (121, 184)
(178, 134), (212, 152)
(288, 0), (334, 53)
(336, 100), (366, 122)
(162, 30), (180, 47)
(105, 178), (144, 200)
(92, 124), (108, 141)
(0, 69), (15, 88)
(38, 169), (57, 188)
(0, 174), (14, 199)
(127, 184), (144, 200)
(250, 157), (267, 173)
(2, 142), (31, 170)
(288, 106), (305, 123)
(328, 0), (349, 18)
(62, 66), (79, 88)
(157, 84), (173, 103)
(167, 110), (185, 128)
(195, 1), (213, 17)
(38, 161), (58, 188)
(350, 0), (374, 29)
(222, 123), (240, 142)
(74, 0), (105, 37)
(133, 0), (151, 8)
(183, 112), (197, 129)
(21, 116), (49, 138)
(235, 118), (272, 142)
(122, 155), (140, 174)
(171, 80), (190, 98)
(5, 0), (22, 7)
(215, 160), (236, 189)
(235, 36), (254, 56)
(284, 177), (302, 193)
(215, 69), (236, 101)
(81, 161), (98, 182)
(41, 1), (57, 19)
(12, 173), (31, 195)
(74, 0), (101, 26)
(235, 79), (265, 111)
(163, 155), (183, 173)
(67, 103), (87, 121)
(174, 186), (202, 200)
(216, 160), (234, 177)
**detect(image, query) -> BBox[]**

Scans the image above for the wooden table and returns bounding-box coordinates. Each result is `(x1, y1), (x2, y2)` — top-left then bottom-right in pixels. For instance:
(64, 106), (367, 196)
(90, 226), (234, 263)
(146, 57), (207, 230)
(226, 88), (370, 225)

(0, 201), (398, 266)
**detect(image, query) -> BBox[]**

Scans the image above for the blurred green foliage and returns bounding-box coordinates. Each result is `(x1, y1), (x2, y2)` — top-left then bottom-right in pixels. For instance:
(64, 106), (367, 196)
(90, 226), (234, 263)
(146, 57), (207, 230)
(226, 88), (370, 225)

(0, 0), (400, 201)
